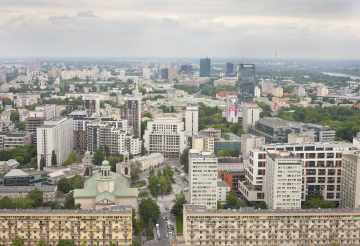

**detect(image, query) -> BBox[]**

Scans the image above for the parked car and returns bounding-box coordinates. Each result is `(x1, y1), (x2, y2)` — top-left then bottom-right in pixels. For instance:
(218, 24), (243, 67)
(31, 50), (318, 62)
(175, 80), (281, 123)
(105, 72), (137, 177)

(142, 231), (146, 236)
(165, 206), (169, 210)
(165, 234), (169, 238)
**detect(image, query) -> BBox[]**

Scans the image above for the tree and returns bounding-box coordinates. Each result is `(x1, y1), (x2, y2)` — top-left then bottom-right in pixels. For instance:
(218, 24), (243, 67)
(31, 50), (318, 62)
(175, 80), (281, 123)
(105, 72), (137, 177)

(10, 110), (19, 122)
(64, 192), (81, 209)
(109, 156), (120, 172)
(217, 201), (224, 209)
(51, 150), (57, 166)
(180, 148), (189, 173)
(226, 190), (239, 209)
(130, 160), (142, 184)
(138, 191), (149, 198)
(148, 175), (159, 197)
(330, 243), (341, 246)
(159, 176), (167, 198)
(63, 151), (78, 166)
(56, 240), (76, 246)
(13, 197), (34, 209)
(170, 193), (187, 217)
(39, 155), (46, 170)
(141, 141), (147, 156)
(157, 170), (163, 179)
(0, 196), (13, 209)
(139, 198), (160, 223)
(92, 147), (104, 165)
(302, 198), (336, 209)
(11, 236), (25, 246)
(58, 178), (72, 194)
(70, 175), (84, 189)
(132, 208), (141, 235)
(104, 145), (110, 159)
(254, 201), (268, 209)
(36, 239), (47, 246)
(27, 188), (43, 208)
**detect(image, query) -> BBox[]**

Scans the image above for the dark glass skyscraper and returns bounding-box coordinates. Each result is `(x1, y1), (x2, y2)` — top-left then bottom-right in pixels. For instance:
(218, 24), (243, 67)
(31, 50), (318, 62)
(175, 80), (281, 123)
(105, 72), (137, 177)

(180, 65), (193, 73)
(226, 62), (233, 75)
(200, 58), (211, 77)
(238, 64), (255, 102)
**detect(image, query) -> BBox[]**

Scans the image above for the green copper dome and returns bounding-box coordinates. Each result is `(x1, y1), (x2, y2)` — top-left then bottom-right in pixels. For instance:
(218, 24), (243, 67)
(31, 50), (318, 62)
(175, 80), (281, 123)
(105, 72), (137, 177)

(102, 158), (110, 167)
(123, 150), (129, 155)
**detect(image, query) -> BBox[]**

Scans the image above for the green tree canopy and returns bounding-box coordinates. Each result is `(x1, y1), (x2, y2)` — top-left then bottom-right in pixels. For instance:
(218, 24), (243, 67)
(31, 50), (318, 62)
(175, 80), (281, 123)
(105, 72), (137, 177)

(92, 147), (104, 165)
(51, 150), (58, 166)
(170, 193), (187, 217)
(180, 148), (189, 173)
(11, 236), (25, 246)
(27, 188), (43, 208)
(58, 178), (72, 194)
(63, 151), (78, 166)
(130, 160), (142, 184)
(139, 198), (160, 223)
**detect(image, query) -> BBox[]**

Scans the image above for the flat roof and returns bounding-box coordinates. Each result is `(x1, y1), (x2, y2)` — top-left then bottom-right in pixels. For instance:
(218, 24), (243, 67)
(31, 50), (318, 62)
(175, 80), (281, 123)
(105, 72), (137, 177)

(0, 186), (56, 193)
(217, 180), (230, 188)
(343, 154), (358, 163)
(258, 117), (291, 128)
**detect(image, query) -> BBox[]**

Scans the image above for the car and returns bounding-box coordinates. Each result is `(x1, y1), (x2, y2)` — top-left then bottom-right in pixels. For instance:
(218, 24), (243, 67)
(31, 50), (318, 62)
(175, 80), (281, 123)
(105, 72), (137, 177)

(165, 206), (169, 210)
(163, 216), (166, 220)
(158, 237), (161, 240)
(142, 232), (146, 236)
(165, 234), (169, 238)
(169, 231), (173, 236)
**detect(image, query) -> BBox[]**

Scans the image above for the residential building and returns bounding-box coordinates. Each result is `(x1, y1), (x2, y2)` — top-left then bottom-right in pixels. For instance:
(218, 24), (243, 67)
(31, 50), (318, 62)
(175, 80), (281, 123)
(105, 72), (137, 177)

(83, 96), (100, 116)
(215, 91), (238, 100)
(294, 86), (306, 96)
(26, 117), (45, 144)
(317, 86), (328, 96)
(192, 135), (214, 153)
(248, 117), (292, 144)
(214, 133), (241, 155)
(240, 134), (265, 156)
(144, 117), (187, 158)
(0, 132), (33, 151)
(0, 205), (132, 246)
(242, 102), (260, 132)
(0, 121), (16, 132)
(183, 204), (360, 246)
(168, 67), (179, 80)
(189, 149), (218, 209)
(37, 117), (74, 168)
(264, 151), (302, 209)
(199, 128), (221, 141)
(126, 153), (164, 172)
(218, 170), (245, 196)
(74, 158), (138, 210)
(3, 169), (47, 186)
(0, 159), (20, 171)
(217, 179), (230, 204)
(254, 86), (261, 98)
(200, 57), (211, 77)
(0, 185), (57, 202)
(226, 62), (233, 76)
(340, 87), (352, 95)
(185, 104), (198, 136)
(119, 97), (141, 138)
(288, 132), (315, 143)
(305, 124), (335, 142)
(261, 79), (275, 94)
(340, 151), (360, 209)
(226, 94), (239, 123)
(274, 86), (283, 97)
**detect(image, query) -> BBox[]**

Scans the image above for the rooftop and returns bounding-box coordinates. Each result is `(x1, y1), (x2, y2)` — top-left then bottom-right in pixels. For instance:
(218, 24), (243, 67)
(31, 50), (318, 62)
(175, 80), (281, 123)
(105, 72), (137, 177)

(257, 117), (291, 128)
(217, 180), (230, 188)
(190, 149), (216, 159)
(0, 186), (57, 193)
(343, 154), (358, 163)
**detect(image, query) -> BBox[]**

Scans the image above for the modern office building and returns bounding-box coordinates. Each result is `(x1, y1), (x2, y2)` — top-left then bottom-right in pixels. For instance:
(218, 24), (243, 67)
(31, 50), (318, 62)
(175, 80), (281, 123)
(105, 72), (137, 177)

(189, 149), (218, 209)
(214, 133), (241, 155)
(340, 151), (360, 209)
(119, 97), (141, 138)
(240, 134), (265, 156)
(3, 169), (47, 186)
(248, 117), (292, 144)
(226, 94), (239, 123)
(0, 205), (132, 246)
(185, 104), (199, 136)
(180, 65), (193, 74)
(144, 117), (187, 158)
(183, 204), (360, 246)
(200, 57), (211, 77)
(242, 102), (260, 132)
(238, 64), (255, 102)
(218, 170), (245, 196)
(0, 132), (33, 151)
(192, 135), (214, 153)
(161, 68), (169, 79)
(83, 96), (100, 117)
(199, 128), (221, 141)
(37, 117), (74, 168)
(226, 62), (233, 76)
(264, 151), (302, 209)
(289, 122), (336, 143)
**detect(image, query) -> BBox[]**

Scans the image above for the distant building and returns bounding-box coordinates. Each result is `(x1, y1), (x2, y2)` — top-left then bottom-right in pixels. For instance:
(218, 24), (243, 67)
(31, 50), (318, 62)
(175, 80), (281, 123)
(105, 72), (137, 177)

(119, 97), (141, 138)
(180, 65), (193, 74)
(340, 87), (352, 95)
(240, 134), (265, 156)
(261, 79), (274, 94)
(248, 117), (292, 144)
(83, 96), (100, 117)
(317, 86), (328, 96)
(0, 186), (57, 202)
(200, 58), (211, 77)
(161, 68), (169, 79)
(242, 102), (260, 132)
(185, 104), (198, 136)
(214, 133), (241, 155)
(226, 62), (233, 76)
(126, 153), (164, 172)
(274, 86), (283, 97)
(0, 132), (33, 151)
(34, 58), (42, 72)
(226, 94), (239, 123)
(0, 159), (20, 171)
(192, 135), (214, 153)
(3, 169), (47, 186)
(294, 86), (306, 96)
(288, 132), (315, 144)
(199, 128), (221, 141)
(340, 151), (360, 209)
(238, 64), (255, 102)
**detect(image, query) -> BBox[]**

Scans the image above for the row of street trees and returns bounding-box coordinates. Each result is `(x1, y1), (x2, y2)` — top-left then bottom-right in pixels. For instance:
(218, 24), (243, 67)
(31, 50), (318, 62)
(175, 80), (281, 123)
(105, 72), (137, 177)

(147, 167), (174, 197)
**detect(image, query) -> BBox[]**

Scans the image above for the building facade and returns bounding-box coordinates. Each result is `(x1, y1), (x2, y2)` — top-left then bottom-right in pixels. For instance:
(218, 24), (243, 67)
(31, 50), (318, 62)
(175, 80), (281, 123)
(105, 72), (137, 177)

(0, 186), (57, 202)
(242, 102), (260, 132)
(248, 117), (292, 144)
(144, 117), (187, 158)
(199, 128), (221, 141)
(192, 135), (214, 153)
(189, 149), (218, 209)
(218, 170), (245, 196)
(185, 104), (199, 136)
(240, 134), (265, 156)
(0, 132), (32, 151)
(119, 97), (141, 138)
(83, 96), (100, 117)
(200, 58), (211, 77)
(127, 153), (164, 172)
(340, 151), (360, 209)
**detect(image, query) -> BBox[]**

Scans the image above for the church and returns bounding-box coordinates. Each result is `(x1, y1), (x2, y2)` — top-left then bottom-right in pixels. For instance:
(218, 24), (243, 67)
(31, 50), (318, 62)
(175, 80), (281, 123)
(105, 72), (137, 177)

(73, 151), (138, 210)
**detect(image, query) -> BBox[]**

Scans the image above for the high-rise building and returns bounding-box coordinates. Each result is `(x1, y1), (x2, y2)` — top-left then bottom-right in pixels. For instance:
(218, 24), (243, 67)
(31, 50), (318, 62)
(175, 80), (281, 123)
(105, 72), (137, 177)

(226, 94), (239, 123)
(83, 96), (100, 117)
(144, 117), (187, 158)
(119, 97), (141, 138)
(189, 149), (218, 209)
(185, 104), (198, 136)
(261, 79), (275, 94)
(180, 65), (193, 74)
(294, 86), (306, 96)
(200, 58), (211, 77)
(238, 64), (255, 102)
(161, 68), (169, 79)
(168, 68), (179, 80)
(340, 151), (360, 209)
(242, 102), (260, 132)
(37, 117), (74, 168)
(34, 58), (42, 72)
(226, 62), (233, 76)
(264, 151), (302, 209)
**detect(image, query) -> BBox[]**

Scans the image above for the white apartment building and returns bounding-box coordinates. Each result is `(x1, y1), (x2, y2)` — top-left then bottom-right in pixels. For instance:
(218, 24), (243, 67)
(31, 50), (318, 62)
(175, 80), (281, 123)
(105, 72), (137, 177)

(294, 86), (306, 96)
(185, 104), (198, 136)
(128, 153), (164, 172)
(340, 151), (360, 209)
(264, 151), (302, 209)
(239, 142), (353, 205)
(37, 117), (74, 168)
(317, 86), (328, 96)
(30, 104), (61, 119)
(274, 86), (283, 97)
(144, 117), (187, 158)
(189, 149), (218, 209)
(261, 79), (275, 94)
(192, 135), (214, 153)
(240, 134), (265, 156)
(217, 179), (230, 204)
(242, 102), (260, 132)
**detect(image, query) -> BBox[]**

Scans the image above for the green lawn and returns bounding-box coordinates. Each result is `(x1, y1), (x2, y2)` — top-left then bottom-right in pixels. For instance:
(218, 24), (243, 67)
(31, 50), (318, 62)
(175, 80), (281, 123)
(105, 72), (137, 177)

(131, 180), (146, 188)
(177, 215), (183, 234)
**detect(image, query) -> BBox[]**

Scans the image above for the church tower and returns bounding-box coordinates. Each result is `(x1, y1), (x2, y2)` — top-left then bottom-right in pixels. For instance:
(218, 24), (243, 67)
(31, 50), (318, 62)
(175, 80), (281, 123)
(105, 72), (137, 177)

(97, 158), (115, 193)
(120, 150), (131, 179)
(83, 148), (93, 179)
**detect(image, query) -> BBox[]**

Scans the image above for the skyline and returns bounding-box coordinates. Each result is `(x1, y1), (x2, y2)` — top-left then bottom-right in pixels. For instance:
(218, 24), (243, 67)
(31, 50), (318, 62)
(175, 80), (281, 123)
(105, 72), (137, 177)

(1, 0), (360, 59)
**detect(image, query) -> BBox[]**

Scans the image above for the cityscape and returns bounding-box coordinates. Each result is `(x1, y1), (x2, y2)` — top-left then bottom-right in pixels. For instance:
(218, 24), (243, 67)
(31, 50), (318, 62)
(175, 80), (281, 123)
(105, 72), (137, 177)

(1, 1), (360, 246)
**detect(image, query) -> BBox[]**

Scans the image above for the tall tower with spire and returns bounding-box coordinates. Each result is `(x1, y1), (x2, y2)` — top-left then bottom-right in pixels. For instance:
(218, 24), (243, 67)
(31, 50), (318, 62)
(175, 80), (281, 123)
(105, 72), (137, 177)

(83, 148), (93, 179)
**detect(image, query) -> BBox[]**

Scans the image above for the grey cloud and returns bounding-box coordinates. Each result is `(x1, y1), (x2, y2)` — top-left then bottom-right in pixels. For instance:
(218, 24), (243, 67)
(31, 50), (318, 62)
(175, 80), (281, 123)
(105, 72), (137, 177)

(49, 15), (71, 21)
(49, 10), (97, 22)
(76, 10), (97, 18)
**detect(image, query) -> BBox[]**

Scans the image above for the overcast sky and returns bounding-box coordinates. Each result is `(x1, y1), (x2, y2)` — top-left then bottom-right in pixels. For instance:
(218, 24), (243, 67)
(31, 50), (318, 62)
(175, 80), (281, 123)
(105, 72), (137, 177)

(1, 0), (360, 59)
